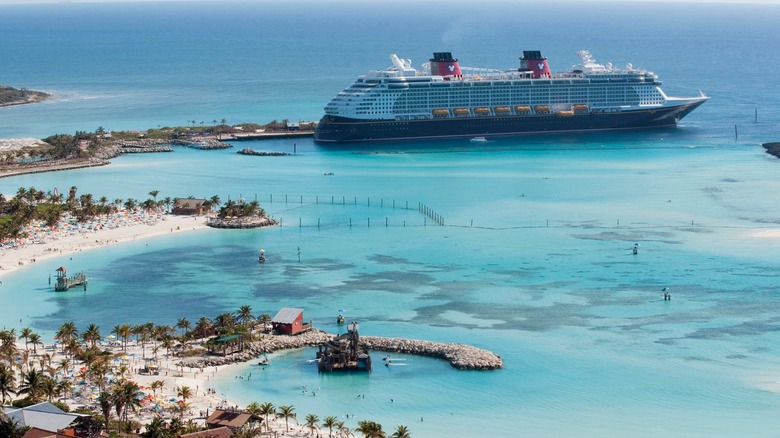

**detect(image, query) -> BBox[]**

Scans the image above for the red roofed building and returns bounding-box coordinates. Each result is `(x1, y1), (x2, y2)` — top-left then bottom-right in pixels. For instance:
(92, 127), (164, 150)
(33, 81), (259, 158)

(271, 307), (306, 335)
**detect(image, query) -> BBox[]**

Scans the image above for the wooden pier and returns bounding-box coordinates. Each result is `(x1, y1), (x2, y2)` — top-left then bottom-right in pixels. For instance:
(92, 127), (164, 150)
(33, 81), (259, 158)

(54, 266), (87, 292)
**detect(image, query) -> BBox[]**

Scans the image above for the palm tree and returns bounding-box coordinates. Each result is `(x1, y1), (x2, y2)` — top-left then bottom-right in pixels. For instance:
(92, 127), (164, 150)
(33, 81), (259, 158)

(214, 313), (236, 336)
(141, 416), (166, 438)
(63, 339), (82, 361)
(258, 402), (275, 432)
(0, 364), (16, 403)
(322, 416), (339, 438)
(55, 322), (78, 354)
(56, 379), (73, 401)
(117, 323), (132, 351)
(97, 391), (114, 433)
(17, 368), (46, 402)
(149, 190), (159, 202)
(356, 420), (386, 438)
(236, 305), (254, 326)
(0, 409), (26, 438)
(276, 405), (296, 432)
(258, 313), (272, 333)
(57, 358), (71, 375)
(236, 305), (255, 340)
(245, 401), (261, 418)
(177, 385), (192, 404)
(40, 376), (59, 401)
(150, 379), (165, 397)
(124, 198), (137, 212)
(112, 380), (142, 429)
(18, 327), (33, 352)
(176, 317), (191, 338)
(390, 425), (411, 438)
(193, 317), (213, 339)
(304, 414), (320, 436)
(28, 333), (42, 355)
(209, 195), (221, 211)
(337, 421), (351, 438)
(82, 323), (101, 348)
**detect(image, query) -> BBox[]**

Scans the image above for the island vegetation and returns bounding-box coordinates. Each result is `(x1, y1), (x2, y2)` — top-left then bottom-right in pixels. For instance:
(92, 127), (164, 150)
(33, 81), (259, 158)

(0, 187), (221, 242)
(0, 119), (314, 178)
(0, 85), (50, 107)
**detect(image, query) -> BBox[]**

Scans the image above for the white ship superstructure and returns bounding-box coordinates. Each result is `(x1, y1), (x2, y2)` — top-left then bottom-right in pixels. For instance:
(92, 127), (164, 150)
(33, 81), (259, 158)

(314, 50), (708, 143)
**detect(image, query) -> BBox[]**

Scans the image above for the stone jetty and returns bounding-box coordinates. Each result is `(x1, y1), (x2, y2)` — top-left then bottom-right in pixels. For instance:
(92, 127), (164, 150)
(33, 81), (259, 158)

(361, 336), (502, 370)
(172, 138), (232, 150)
(237, 147), (291, 156)
(206, 216), (278, 229)
(176, 330), (502, 371)
(118, 140), (173, 153)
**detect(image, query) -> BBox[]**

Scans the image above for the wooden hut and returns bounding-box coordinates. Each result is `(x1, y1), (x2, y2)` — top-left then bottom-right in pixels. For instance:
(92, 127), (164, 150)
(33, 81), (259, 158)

(204, 409), (260, 431)
(172, 198), (210, 215)
(271, 307), (305, 335)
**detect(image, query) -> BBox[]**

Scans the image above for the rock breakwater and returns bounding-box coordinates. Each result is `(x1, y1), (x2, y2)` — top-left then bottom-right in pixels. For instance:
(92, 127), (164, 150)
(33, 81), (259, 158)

(361, 336), (502, 370)
(177, 330), (502, 371)
(206, 216), (278, 229)
(237, 147), (291, 156)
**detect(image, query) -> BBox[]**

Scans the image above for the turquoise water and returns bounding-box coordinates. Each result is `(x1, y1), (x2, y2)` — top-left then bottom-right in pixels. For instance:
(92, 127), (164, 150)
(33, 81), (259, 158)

(4, 1), (780, 436)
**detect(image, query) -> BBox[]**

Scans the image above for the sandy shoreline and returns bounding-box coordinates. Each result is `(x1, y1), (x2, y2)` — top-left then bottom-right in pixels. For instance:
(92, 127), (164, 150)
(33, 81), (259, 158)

(1, 211), (317, 435)
(0, 211), (209, 280)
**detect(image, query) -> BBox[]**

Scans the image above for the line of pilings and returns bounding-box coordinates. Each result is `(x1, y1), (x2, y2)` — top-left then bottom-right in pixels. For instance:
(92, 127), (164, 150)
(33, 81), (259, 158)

(226, 194), (711, 230)
(255, 194), (412, 211)
(418, 202), (444, 226)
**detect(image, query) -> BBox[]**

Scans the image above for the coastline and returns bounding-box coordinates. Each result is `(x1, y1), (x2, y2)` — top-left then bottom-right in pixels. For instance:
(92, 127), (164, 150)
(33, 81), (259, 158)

(0, 212), (209, 280)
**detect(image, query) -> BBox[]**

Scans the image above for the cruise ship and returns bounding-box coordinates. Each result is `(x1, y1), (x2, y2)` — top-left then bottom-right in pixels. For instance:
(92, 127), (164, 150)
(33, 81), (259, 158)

(313, 50), (708, 143)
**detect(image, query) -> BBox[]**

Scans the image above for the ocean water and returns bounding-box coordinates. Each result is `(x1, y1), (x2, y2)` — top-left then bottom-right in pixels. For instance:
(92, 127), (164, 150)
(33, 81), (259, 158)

(3, 1), (780, 437)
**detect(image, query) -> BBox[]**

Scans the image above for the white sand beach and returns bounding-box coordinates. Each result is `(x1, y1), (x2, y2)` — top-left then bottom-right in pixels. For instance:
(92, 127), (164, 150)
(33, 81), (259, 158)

(1, 210), (321, 435)
(0, 210), (209, 280)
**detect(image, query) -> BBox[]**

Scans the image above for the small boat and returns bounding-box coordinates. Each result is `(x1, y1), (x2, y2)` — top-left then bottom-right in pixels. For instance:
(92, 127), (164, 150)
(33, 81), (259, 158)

(258, 355), (269, 366)
(470, 137), (488, 143)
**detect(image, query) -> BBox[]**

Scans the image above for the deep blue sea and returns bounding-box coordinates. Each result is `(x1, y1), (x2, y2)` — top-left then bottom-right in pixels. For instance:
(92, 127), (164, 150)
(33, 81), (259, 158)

(3, 1), (780, 436)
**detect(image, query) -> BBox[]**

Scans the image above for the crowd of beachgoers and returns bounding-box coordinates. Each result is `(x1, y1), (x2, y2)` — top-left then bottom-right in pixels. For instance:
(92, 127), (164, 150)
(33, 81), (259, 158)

(0, 209), (207, 277)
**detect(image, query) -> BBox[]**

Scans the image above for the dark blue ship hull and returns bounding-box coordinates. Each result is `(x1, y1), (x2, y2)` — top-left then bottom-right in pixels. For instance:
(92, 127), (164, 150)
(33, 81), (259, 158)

(314, 101), (705, 143)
